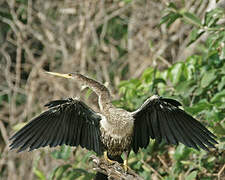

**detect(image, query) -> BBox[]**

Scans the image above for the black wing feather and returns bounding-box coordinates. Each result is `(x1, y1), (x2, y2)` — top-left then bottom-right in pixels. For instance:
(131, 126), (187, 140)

(141, 118), (149, 148)
(161, 98), (182, 107)
(89, 125), (93, 150)
(49, 112), (64, 148)
(146, 112), (154, 139)
(158, 111), (173, 144)
(10, 98), (103, 155)
(171, 111), (200, 149)
(152, 107), (161, 143)
(132, 96), (217, 153)
(12, 114), (50, 150)
(169, 111), (199, 149)
(22, 115), (55, 152)
(59, 113), (68, 146)
(178, 113), (215, 149)
(66, 110), (74, 146)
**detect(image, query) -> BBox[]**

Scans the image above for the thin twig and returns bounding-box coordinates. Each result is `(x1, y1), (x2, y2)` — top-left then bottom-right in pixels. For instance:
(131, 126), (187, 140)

(218, 164), (225, 180)
(157, 155), (169, 170)
(141, 160), (163, 179)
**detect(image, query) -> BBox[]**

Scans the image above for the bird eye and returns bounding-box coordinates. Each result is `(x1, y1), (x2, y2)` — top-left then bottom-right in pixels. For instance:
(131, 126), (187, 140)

(68, 73), (72, 76)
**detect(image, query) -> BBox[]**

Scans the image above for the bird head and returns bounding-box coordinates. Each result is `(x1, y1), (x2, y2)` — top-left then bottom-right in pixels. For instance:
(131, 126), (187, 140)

(45, 71), (78, 79)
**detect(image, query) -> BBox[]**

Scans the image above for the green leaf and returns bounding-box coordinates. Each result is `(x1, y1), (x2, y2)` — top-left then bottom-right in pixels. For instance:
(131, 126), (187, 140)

(214, 123), (225, 135)
(185, 55), (202, 80)
(183, 12), (202, 27)
(207, 156), (216, 163)
(174, 144), (190, 161)
(188, 28), (205, 46)
(141, 67), (155, 83)
(167, 13), (182, 28)
(67, 168), (91, 179)
(160, 12), (173, 25)
(49, 164), (72, 180)
(194, 88), (203, 96)
(153, 78), (166, 85)
(200, 69), (217, 88)
(51, 145), (71, 160)
(180, 160), (193, 165)
(186, 55), (202, 67)
(185, 171), (198, 180)
(165, 176), (176, 180)
(204, 8), (224, 27)
(208, 51), (221, 67)
(160, 12), (182, 28)
(168, 2), (177, 10)
(64, 171), (81, 180)
(33, 168), (46, 180)
(207, 31), (225, 53)
(185, 99), (212, 115)
(169, 62), (185, 85)
(211, 90), (225, 103)
(122, 0), (132, 3)
(218, 76), (225, 91)
(205, 110), (222, 122)
(140, 170), (151, 179)
(221, 63), (225, 74)
(175, 80), (196, 97)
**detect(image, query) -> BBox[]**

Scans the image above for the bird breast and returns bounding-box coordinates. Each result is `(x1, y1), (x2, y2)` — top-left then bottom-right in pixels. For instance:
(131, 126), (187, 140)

(99, 108), (134, 139)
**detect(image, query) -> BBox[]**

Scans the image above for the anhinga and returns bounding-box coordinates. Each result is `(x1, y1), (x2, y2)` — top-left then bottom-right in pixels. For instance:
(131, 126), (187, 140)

(10, 72), (217, 176)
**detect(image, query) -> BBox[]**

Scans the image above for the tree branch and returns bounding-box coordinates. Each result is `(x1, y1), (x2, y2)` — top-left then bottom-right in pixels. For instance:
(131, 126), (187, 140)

(90, 155), (144, 180)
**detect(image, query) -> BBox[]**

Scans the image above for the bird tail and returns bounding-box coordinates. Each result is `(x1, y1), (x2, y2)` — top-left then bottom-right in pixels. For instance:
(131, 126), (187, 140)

(94, 172), (108, 180)
(94, 154), (123, 180)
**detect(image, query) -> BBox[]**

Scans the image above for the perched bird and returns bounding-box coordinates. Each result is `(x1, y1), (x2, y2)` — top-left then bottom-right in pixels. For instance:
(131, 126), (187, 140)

(10, 72), (217, 177)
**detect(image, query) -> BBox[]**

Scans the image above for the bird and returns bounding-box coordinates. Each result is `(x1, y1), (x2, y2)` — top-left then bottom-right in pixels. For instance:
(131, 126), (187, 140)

(9, 72), (217, 177)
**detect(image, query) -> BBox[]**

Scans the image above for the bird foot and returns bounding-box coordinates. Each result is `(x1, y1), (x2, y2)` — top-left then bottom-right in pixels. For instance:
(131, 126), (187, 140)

(122, 159), (130, 173)
(103, 152), (131, 173)
(122, 164), (130, 172)
(103, 151), (118, 164)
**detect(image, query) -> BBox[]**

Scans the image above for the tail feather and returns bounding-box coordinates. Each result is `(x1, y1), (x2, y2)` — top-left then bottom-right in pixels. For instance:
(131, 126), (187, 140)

(108, 154), (123, 163)
(95, 172), (108, 180)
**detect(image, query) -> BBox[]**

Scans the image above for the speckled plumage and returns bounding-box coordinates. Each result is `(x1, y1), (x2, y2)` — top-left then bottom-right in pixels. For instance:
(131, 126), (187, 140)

(99, 108), (134, 156)
(76, 73), (135, 156)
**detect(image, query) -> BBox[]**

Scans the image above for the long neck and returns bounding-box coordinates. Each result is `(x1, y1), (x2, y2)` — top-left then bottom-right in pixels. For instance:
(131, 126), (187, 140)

(74, 74), (112, 112)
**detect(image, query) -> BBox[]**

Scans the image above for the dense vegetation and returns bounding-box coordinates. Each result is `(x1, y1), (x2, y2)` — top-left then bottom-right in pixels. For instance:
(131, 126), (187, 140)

(0, 0), (224, 179)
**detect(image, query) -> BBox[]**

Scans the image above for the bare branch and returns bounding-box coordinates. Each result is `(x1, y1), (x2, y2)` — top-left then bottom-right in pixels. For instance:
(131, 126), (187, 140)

(90, 155), (144, 180)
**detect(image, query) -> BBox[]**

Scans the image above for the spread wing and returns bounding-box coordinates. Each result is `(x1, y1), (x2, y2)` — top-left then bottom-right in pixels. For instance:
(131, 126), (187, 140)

(131, 95), (217, 153)
(9, 98), (103, 155)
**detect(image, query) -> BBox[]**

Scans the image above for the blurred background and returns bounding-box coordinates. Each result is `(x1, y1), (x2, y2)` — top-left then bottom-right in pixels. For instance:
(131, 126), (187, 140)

(0, 0), (225, 179)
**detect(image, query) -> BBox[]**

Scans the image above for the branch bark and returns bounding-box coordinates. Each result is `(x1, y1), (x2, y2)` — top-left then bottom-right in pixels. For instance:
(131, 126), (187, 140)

(90, 155), (144, 180)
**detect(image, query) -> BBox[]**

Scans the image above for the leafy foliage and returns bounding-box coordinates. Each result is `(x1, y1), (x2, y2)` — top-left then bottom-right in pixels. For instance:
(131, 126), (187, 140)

(1, 1), (225, 179)
(115, 55), (225, 179)
(112, 3), (225, 179)
(161, 2), (225, 52)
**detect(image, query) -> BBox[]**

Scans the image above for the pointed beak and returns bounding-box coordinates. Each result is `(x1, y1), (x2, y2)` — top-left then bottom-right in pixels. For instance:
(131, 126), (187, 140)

(45, 71), (73, 79)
